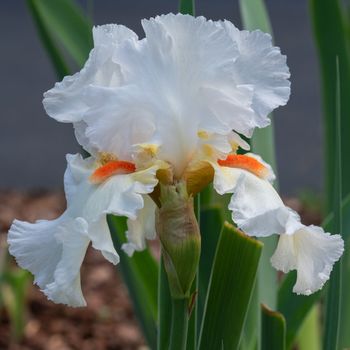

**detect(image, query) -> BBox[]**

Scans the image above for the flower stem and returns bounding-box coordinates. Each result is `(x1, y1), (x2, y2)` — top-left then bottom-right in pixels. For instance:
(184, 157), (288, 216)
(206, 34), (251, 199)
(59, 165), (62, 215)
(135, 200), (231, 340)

(169, 298), (189, 350)
(157, 257), (172, 350)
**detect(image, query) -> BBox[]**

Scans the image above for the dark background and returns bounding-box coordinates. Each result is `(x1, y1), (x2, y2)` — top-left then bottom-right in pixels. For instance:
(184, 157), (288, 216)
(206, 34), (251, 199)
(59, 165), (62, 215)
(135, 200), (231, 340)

(0, 0), (322, 196)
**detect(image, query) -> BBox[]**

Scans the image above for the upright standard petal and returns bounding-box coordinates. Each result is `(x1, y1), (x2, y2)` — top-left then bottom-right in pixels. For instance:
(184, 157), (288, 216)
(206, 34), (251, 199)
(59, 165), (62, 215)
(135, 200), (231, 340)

(222, 21), (291, 126)
(43, 24), (137, 123)
(43, 14), (289, 176)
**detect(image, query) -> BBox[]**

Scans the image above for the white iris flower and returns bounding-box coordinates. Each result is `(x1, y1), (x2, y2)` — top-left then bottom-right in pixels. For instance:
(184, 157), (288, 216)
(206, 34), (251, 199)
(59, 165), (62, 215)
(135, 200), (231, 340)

(8, 14), (343, 306)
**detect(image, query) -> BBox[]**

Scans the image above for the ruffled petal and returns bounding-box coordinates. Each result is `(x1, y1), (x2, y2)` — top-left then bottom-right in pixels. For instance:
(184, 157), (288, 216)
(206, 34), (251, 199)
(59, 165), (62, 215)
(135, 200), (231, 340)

(43, 24), (137, 123)
(82, 14), (257, 174)
(83, 164), (159, 222)
(43, 217), (90, 306)
(212, 158), (301, 236)
(122, 196), (157, 256)
(8, 153), (159, 306)
(8, 216), (90, 307)
(271, 226), (344, 295)
(88, 218), (119, 265)
(222, 21), (290, 125)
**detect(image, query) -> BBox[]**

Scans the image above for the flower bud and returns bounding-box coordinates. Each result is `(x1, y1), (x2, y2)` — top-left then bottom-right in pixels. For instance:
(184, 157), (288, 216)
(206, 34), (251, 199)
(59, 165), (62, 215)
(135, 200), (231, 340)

(156, 182), (201, 299)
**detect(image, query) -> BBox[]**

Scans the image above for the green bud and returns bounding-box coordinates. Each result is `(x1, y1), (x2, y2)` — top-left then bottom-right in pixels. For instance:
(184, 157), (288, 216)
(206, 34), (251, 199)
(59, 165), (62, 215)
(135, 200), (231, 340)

(156, 181), (201, 299)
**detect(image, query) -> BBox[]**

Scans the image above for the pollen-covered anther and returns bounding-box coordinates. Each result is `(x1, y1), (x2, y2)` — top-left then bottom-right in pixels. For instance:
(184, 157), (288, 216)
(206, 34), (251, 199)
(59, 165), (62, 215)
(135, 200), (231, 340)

(218, 154), (269, 179)
(90, 160), (136, 184)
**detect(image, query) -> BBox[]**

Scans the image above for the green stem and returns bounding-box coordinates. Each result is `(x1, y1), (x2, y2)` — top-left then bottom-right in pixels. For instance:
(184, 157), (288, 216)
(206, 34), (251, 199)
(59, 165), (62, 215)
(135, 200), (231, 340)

(158, 257), (172, 350)
(169, 298), (189, 350)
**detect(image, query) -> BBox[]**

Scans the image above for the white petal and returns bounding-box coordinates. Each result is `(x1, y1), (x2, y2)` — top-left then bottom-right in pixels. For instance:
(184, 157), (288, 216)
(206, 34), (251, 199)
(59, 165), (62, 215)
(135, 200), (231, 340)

(8, 153), (159, 306)
(8, 216), (90, 307)
(222, 21), (290, 124)
(83, 14), (257, 174)
(271, 226), (344, 295)
(8, 219), (63, 288)
(88, 217), (119, 265)
(43, 24), (137, 123)
(43, 217), (90, 306)
(83, 164), (159, 222)
(212, 161), (301, 236)
(122, 196), (157, 256)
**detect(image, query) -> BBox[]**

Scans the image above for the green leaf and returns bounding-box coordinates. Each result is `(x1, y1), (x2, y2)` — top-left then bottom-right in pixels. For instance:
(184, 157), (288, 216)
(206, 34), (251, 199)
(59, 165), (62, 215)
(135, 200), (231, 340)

(324, 193), (350, 349)
(107, 215), (158, 349)
(198, 223), (263, 350)
(278, 271), (321, 349)
(186, 194), (201, 350)
(179, 0), (195, 15)
(1, 270), (30, 341)
(239, 284), (259, 350)
(296, 306), (321, 350)
(26, 0), (93, 68)
(261, 304), (286, 350)
(197, 207), (223, 323)
(27, 0), (70, 79)
(323, 57), (342, 350)
(310, 0), (350, 208)
(238, 0), (272, 34)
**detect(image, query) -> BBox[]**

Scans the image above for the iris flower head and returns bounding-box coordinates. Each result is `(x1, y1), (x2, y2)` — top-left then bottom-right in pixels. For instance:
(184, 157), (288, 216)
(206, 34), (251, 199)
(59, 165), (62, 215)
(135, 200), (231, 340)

(8, 13), (343, 306)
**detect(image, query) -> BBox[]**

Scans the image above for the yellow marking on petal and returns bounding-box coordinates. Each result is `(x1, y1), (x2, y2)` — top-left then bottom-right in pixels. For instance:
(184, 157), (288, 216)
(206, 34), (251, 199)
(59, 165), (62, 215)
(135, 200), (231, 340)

(218, 154), (269, 179)
(229, 140), (239, 153)
(90, 160), (136, 184)
(98, 152), (118, 165)
(202, 144), (215, 158)
(198, 130), (209, 139)
(137, 143), (159, 156)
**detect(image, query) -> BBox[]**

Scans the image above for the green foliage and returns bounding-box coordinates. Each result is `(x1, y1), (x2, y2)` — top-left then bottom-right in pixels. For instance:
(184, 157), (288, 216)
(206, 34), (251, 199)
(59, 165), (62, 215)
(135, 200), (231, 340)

(26, 0), (93, 78)
(0, 243), (30, 342)
(278, 272), (321, 349)
(323, 58), (342, 350)
(27, 0), (70, 78)
(198, 223), (263, 350)
(310, 0), (350, 207)
(261, 304), (286, 350)
(179, 0), (195, 15)
(107, 215), (158, 349)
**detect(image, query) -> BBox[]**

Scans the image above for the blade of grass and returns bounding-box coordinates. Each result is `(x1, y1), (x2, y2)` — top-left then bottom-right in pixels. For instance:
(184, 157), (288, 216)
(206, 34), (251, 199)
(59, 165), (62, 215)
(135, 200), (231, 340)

(107, 215), (158, 349)
(198, 223), (263, 350)
(186, 194), (200, 350)
(179, 0), (195, 15)
(323, 57), (342, 350)
(278, 271), (321, 349)
(26, 0), (93, 68)
(296, 306), (321, 350)
(26, 0), (70, 79)
(310, 0), (350, 209)
(261, 304), (286, 350)
(197, 207), (223, 327)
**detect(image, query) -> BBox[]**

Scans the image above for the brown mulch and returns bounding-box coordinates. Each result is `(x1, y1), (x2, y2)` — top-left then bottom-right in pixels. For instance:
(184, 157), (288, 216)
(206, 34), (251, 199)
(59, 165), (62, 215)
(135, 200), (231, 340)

(0, 190), (146, 350)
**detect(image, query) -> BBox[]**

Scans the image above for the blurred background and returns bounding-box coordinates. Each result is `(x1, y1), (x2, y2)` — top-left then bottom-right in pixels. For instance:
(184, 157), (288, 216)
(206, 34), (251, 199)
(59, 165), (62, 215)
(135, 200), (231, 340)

(0, 0), (322, 196)
(2, 1), (346, 349)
